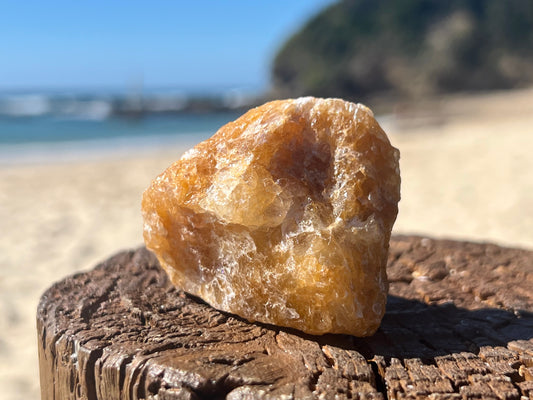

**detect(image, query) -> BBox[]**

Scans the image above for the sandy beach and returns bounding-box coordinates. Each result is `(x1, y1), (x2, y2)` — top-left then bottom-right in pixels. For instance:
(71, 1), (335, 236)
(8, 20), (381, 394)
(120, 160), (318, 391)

(1, 88), (532, 399)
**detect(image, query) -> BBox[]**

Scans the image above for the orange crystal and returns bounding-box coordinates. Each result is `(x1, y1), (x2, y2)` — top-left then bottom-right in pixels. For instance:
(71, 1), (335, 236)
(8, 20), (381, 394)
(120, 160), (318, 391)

(142, 97), (400, 336)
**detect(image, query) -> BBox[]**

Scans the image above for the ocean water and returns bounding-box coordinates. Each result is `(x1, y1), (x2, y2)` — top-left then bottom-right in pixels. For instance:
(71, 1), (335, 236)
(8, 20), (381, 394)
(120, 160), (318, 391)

(0, 112), (242, 165)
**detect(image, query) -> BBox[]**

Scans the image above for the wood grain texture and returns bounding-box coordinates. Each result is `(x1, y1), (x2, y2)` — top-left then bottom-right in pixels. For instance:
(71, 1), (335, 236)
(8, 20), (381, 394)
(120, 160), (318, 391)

(37, 236), (533, 399)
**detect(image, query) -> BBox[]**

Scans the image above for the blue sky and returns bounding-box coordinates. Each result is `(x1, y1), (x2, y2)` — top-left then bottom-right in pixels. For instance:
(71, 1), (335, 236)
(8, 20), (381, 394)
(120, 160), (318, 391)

(1, 1), (335, 93)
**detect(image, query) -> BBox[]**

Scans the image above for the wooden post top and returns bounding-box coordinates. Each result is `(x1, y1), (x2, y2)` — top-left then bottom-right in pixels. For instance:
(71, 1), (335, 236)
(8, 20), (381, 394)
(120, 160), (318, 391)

(37, 236), (533, 399)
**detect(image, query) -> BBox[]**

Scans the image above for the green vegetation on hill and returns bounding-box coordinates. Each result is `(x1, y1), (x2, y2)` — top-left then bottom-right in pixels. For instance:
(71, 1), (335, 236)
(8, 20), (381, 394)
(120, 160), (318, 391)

(272, 0), (533, 101)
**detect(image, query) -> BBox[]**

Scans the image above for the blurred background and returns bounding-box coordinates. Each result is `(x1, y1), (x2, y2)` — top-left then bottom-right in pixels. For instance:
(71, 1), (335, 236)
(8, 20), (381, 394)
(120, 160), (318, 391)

(1, 1), (533, 399)
(0, 1), (336, 162)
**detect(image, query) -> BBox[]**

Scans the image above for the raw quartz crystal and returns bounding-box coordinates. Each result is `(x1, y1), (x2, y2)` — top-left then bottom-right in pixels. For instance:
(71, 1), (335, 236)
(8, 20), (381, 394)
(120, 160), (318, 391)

(142, 97), (400, 336)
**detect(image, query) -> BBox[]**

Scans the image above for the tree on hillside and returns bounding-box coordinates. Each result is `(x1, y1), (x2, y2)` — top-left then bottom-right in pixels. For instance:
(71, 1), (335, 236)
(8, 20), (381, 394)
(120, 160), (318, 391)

(272, 0), (533, 101)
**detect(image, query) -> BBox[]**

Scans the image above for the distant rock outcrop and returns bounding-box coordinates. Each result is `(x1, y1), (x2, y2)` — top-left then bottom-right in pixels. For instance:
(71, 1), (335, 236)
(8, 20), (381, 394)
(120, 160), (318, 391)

(271, 0), (533, 101)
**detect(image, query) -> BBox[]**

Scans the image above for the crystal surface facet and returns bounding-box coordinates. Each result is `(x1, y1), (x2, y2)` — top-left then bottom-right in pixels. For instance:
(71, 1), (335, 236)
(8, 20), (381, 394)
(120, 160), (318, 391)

(142, 97), (400, 336)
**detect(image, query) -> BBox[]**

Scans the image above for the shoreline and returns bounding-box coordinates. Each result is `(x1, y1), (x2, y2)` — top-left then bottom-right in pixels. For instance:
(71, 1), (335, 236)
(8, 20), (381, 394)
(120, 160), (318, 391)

(0, 131), (209, 167)
(5, 85), (531, 167)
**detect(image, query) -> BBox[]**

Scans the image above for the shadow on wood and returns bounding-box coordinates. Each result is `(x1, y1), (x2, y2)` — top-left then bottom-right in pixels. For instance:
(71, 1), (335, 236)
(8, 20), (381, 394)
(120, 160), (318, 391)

(37, 236), (533, 399)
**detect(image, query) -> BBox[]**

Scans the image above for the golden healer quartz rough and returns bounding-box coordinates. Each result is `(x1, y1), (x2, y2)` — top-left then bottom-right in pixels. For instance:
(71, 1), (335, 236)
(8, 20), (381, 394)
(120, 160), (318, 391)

(142, 97), (400, 336)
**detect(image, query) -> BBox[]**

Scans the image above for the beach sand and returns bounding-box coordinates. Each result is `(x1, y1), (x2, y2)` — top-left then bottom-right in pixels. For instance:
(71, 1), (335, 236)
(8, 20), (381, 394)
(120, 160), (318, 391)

(1, 88), (532, 399)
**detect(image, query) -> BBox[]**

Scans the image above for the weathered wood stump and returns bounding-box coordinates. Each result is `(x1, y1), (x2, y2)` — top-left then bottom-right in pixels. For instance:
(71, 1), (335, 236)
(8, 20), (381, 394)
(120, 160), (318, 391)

(37, 235), (533, 399)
